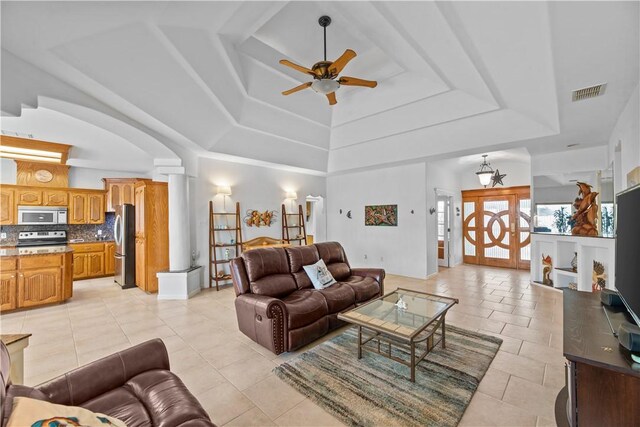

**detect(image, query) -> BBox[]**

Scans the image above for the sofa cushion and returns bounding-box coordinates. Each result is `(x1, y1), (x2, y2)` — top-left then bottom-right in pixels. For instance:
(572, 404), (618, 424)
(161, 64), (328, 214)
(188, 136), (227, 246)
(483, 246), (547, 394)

(315, 242), (351, 281)
(281, 290), (328, 330)
(341, 276), (380, 303)
(242, 248), (297, 298)
(316, 282), (356, 314)
(82, 370), (210, 427)
(82, 387), (152, 427)
(285, 246), (320, 289)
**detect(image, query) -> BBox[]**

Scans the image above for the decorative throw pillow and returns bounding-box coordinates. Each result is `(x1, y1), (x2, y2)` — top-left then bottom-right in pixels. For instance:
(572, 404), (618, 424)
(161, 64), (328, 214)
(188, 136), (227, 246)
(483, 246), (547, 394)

(7, 397), (126, 427)
(303, 259), (337, 289)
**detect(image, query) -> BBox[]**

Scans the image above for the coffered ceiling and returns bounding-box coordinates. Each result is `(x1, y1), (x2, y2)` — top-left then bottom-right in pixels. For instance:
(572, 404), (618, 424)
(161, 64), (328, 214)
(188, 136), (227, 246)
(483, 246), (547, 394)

(1, 1), (638, 175)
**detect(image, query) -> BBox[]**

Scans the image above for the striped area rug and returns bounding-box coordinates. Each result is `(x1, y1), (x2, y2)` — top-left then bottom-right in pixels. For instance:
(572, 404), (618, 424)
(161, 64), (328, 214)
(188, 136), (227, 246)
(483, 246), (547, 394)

(273, 326), (502, 427)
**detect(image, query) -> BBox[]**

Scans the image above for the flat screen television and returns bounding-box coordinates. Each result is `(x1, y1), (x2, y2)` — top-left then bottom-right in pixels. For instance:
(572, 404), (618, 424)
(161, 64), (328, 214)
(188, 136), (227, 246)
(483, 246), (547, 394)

(615, 184), (640, 326)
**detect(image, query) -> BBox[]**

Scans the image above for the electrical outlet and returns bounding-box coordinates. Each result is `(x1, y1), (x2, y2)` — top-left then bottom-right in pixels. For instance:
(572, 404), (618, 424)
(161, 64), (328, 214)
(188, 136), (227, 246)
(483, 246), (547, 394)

(380, 256), (384, 262)
(364, 254), (367, 259)
(0, 233), (6, 239)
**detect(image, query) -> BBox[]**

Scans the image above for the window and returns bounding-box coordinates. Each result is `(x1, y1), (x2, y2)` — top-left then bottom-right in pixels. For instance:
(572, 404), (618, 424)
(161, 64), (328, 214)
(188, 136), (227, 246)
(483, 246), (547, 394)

(601, 202), (614, 237)
(535, 204), (572, 234)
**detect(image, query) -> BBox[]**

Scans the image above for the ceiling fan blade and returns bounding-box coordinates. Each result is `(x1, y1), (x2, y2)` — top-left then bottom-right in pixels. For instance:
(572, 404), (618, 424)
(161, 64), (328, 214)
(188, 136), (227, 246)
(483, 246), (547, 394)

(329, 49), (357, 75)
(338, 76), (377, 88)
(279, 59), (316, 76)
(282, 82), (312, 96)
(326, 92), (337, 105)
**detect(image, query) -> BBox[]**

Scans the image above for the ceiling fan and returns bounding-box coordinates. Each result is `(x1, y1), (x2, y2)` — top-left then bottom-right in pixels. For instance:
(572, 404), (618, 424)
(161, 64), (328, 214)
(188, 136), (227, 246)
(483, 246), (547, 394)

(279, 15), (377, 106)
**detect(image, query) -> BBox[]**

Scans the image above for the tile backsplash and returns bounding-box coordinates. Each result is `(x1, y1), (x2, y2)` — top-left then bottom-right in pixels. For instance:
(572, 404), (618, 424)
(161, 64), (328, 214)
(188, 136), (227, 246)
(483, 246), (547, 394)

(0, 212), (115, 246)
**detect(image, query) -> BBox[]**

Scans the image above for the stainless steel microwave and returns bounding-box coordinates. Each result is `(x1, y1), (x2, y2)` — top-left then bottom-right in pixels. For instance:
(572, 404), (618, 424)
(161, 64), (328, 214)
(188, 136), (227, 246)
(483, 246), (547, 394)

(17, 206), (68, 225)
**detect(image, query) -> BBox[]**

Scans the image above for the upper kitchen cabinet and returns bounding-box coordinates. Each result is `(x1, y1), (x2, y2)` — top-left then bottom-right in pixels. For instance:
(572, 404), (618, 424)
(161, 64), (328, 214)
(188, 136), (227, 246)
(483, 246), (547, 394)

(16, 188), (43, 205)
(43, 190), (68, 206)
(68, 190), (105, 224)
(103, 178), (138, 212)
(15, 188), (68, 207)
(0, 188), (15, 225)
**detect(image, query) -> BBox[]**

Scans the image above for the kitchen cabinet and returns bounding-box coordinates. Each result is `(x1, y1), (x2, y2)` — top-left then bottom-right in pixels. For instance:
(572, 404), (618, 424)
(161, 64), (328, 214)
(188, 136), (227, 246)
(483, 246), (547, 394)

(0, 188), (15, 225)
(70, 242), (111, 280)
(18, 267), (62, 308)
(103, 178), (137, 212)
(16, 189), (42, 205)
(43, 190), (68, 206)
(87, 194), (105, 224)
(105, 242), (115, 275)
(73, 254), (89, 279)
(0, 185), (105, 225)
(69, 192), (87, 224)
(15, 189), (67, 207)
(0, 252), (73, 312)
(87, 252), (105, 276)
(134, 181), (168, 293)
(0, 270), (17, 311)
(68, 191), (105, 224)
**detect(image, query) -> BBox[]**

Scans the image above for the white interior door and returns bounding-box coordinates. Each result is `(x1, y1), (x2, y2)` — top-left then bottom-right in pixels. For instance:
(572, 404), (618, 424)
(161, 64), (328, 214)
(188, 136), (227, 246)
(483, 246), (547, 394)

(437, 196), (451, 267)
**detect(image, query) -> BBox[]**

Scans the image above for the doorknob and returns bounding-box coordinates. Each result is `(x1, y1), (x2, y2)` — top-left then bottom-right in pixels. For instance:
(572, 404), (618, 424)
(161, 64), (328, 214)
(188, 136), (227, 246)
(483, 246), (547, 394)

(510, 223), (516, 235)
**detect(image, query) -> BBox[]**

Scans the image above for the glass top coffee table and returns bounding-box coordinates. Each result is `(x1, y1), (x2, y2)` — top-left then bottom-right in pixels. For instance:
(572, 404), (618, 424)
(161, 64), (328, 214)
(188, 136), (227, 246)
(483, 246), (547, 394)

(338, 288), (458, 382)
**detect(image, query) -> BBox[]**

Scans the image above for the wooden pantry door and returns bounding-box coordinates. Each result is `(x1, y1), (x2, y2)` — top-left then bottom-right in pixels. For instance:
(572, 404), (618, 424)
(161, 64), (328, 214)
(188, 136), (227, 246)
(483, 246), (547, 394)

(462, 186), (531, 270)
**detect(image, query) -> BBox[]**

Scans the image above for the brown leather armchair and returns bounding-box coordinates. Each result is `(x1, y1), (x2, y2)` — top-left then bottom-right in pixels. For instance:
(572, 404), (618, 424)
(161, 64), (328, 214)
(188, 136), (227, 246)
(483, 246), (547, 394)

(0, 339), (215, 427)
(231, 242), (385, 354)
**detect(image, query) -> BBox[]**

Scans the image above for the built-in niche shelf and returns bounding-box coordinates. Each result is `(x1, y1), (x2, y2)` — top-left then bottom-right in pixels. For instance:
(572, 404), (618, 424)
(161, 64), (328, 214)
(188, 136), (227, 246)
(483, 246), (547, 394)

(531, 233), (615, 292)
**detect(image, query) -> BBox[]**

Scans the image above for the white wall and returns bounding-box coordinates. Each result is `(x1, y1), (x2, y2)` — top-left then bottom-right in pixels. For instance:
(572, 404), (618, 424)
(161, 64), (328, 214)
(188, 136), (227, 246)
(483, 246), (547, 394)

(327, 163), (427, 279)
(426, 162), (463, 276)
(608, 84), (639, 192)
(531, 146), (610, 176)
(194, 157), (327, 282)
(0, 158), (150, 188)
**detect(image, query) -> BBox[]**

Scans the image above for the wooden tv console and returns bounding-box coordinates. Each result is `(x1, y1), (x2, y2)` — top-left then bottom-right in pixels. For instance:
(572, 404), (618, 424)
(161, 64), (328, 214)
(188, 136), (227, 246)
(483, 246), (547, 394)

(557, 290), (640, 426)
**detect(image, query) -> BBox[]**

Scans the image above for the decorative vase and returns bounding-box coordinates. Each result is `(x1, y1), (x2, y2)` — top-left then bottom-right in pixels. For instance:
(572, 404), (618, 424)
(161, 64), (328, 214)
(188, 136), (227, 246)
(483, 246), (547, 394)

(570, 252), (578, 272)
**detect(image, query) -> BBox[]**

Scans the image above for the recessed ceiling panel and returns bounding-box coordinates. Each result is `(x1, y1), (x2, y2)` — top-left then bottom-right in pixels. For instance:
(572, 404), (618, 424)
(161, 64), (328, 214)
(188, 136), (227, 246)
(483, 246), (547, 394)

(331, 90), (499, 148)
(214, 126), (328, 172)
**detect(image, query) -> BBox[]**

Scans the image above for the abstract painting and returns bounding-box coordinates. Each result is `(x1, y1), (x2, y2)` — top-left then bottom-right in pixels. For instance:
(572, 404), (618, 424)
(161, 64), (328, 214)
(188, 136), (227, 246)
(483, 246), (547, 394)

(365, 205), (398, 226)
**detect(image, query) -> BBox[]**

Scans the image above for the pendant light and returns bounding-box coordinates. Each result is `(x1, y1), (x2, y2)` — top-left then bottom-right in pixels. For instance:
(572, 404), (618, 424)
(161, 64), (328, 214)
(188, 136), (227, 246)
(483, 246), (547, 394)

(476, 155), (494, 187)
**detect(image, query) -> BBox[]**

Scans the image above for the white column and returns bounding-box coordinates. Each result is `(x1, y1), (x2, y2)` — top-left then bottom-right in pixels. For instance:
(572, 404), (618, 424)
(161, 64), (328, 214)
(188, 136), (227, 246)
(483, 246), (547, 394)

(168, 173), (190, 271)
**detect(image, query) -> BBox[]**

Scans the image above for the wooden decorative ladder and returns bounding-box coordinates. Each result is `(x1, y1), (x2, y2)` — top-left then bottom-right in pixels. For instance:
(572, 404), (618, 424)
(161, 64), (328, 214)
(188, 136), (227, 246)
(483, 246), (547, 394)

(209, 201), (243, 291)
(281, 203), (307, 246)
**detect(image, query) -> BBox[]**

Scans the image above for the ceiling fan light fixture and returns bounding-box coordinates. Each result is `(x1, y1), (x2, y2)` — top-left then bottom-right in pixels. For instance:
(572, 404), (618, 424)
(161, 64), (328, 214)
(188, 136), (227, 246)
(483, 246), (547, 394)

(311, 79), (340, 94)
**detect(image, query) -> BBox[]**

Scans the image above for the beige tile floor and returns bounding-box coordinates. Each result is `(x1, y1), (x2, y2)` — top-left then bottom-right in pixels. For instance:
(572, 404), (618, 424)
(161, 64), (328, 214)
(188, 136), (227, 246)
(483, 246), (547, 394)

(0, 265), (563, 426)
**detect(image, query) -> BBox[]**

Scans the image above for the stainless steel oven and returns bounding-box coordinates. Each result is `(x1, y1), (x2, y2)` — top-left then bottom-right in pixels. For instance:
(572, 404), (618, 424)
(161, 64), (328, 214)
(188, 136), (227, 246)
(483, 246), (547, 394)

(17, 206), (68, 225)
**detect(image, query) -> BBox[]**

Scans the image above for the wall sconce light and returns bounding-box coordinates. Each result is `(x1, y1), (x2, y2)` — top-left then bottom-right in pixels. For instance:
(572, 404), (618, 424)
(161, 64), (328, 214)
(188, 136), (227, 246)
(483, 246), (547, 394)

(429, 207), (436, 215)
(216, 186), (232, 210)
(285, 191), (297, 211)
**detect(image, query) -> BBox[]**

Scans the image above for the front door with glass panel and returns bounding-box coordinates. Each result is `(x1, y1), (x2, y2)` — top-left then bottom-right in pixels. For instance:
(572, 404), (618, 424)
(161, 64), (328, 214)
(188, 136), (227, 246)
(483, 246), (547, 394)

(462, 187), (531, 270)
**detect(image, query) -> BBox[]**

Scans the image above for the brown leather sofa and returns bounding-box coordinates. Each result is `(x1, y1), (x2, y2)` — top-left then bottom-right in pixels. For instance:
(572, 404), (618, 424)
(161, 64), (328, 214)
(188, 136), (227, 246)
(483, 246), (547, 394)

(231, 241), (385, 354)
(1, 339), (215, 427)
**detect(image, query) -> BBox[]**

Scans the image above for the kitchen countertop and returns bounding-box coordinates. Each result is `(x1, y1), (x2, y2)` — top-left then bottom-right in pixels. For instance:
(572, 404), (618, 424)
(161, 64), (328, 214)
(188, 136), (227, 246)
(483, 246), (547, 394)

(68, 239), (115, 244)
(0, 246), (74, 257)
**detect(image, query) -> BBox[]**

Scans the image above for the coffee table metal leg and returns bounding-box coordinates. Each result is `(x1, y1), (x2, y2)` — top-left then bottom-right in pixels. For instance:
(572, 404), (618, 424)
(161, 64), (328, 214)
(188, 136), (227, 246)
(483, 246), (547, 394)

(410, 341), (416, 382)
(358, 326), (362, 359)
(442, 315), (446, 349)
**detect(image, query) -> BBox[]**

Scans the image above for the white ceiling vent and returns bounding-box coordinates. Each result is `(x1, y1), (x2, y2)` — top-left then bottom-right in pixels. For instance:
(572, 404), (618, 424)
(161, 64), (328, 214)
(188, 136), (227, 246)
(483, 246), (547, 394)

(572, 83), (607, 101)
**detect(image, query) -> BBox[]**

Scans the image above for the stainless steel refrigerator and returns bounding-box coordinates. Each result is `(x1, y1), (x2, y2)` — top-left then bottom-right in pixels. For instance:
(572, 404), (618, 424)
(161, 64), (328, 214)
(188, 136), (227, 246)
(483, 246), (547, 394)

(114, 204), (136, 289)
